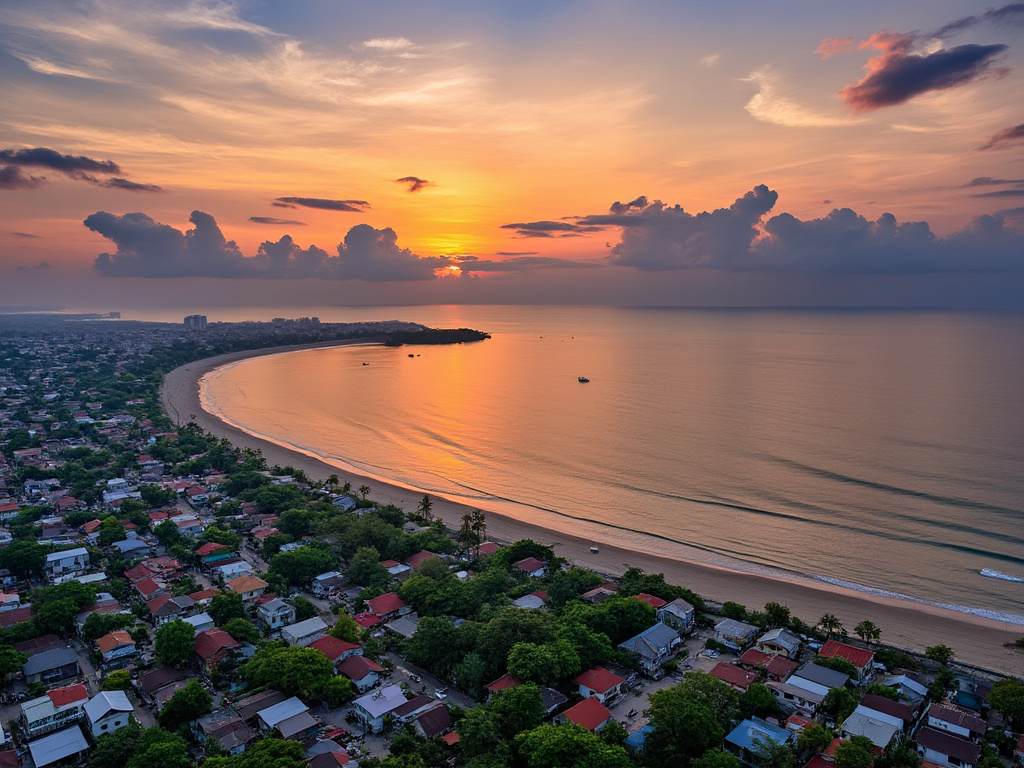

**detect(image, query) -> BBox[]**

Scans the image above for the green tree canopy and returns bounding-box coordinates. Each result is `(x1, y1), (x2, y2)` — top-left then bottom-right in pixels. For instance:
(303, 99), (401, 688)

(102, 670), (133, 690)
(87, 722), (144, 768)
(292, 596), (318, 622)
(158, 678), (212, 731)
(204, 738), (306, 768)
(0, 644), (28, 679)
(924, 644), (955, 666)
(243, 645), (333, 699)
(834, 737), (875, 768)
(347, 546), (389, 588)
(155, 619), (196, 667)
(990, 678), (1024, 729)
(209, 591), (247, 626)
(645, 681), (731, 768)
(515, 723), (632, 768)
(796, 724), (834, 755)
(269, 546), (337, 586)
(328, 612), (360, 642)
(82, 611), (134, 643)
(126, 727), (194, 768)
(488, 682), (545, 740)
(223, 618), (262, 645)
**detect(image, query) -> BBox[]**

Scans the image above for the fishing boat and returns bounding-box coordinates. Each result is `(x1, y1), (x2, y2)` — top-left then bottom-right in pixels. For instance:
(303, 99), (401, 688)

(578, 376), (590, 383)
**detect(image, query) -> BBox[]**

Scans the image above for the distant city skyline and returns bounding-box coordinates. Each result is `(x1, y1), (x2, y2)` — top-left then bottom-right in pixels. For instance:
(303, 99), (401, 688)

(2, 1), (1024, 308)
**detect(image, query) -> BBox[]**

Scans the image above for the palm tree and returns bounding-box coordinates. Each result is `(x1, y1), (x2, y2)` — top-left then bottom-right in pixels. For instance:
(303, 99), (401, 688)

(358, 484), (371, 500)
(818, 613), (843, 639)
(469, 509), (487, 547)
(417, 494), (434, 522)
(458, 513), (475, 552)
(327, 474), (339, 489)
(854, 619), (881, 645)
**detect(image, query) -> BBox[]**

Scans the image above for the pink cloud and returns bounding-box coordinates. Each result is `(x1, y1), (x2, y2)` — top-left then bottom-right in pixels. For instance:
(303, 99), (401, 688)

(815, 37), (855, 59)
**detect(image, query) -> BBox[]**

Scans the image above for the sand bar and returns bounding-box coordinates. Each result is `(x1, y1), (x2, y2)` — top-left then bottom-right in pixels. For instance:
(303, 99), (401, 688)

(162, 342), (1024, 676)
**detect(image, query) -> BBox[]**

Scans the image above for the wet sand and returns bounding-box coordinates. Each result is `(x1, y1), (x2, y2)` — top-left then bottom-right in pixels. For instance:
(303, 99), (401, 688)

(162, 343), (1024, 676)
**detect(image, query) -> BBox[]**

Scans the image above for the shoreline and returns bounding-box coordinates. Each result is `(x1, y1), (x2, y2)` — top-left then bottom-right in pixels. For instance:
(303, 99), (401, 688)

(162, 343), (1024, 676)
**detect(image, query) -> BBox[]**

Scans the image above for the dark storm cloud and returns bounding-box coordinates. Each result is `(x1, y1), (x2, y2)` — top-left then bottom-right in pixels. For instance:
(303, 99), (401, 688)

(973, 188), (1024, 197)
(86, 209), (445, 281)
(0, 147), (120, 176)
(979, 123), (1024, 150)
(0, 166), (44, 189)
(933, 2), (1024, 38)
(98, 177), (164, 192)
(500, 220), (606, 238)
(964, 176), (1024, 187)
(395, 176), (431, 192)
(551, 185), (1024, 273)
(840, 33), (1007, 112)
(273, 197), (370, 212)
(249, 216), (306, 225)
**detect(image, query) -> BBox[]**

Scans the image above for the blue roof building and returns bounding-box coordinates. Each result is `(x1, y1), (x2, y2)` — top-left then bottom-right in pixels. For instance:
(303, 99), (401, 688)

(725, 717), (791, 764)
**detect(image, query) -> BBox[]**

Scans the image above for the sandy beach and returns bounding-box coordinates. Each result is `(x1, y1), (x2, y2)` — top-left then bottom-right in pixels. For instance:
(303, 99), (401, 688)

(162, 343), (1024, 677)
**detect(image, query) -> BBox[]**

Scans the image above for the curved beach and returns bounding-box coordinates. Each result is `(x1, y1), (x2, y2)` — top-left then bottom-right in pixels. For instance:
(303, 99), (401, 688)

(162, 344), (1024, 676)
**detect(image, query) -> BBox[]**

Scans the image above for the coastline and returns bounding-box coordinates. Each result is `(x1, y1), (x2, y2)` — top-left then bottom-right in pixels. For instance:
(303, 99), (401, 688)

(162, 344), (1024, 676)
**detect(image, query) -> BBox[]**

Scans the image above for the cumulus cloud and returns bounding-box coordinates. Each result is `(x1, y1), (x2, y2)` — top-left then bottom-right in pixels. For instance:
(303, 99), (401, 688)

(273, 197), (370, 212)
(816, 37), (855, 59)
(395, 176), (431, 192)
(249, 216), (306, 225)
(839, 32), (1007, 112)
(85, 209), (444, 281)
(0, 146), (161, 191)
(563, 186), (1024, 273)
(979, 123), (1024, 150)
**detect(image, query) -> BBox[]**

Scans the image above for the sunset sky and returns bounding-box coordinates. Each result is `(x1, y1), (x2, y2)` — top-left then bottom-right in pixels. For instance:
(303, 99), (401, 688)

(2, 0), (1024, 309)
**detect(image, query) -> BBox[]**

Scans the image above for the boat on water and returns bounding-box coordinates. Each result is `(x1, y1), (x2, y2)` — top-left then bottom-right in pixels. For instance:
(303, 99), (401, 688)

(578, 376), (590, 383)
(980, 568), (1023, 583)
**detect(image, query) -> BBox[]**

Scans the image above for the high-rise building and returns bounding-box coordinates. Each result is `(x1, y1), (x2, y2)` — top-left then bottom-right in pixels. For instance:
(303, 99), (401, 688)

(184, 315), (208, 330)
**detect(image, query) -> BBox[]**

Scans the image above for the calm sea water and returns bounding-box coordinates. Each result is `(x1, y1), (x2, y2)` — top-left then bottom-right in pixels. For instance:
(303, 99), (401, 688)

(193, 306), (1024, 623)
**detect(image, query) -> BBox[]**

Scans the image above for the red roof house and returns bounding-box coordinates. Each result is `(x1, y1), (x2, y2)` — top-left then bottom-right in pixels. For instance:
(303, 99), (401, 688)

(195, 628), (241, 671)
(560, 697), (613, 732)
(819, 640), (875, 679)
(574, 666), (627, 704)
(709, 662), (757, 692)
(365, 592), (406, 617)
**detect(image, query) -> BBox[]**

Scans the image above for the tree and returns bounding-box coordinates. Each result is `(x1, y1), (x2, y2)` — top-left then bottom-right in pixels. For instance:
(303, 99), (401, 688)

(87, 722), (143, 768)
(924, 644), (954, 666)
(815, 655), (859, 680)
(126, 727), (193, 768)
(82, 611), (133, 643)
(515, 723), (632, 768)
(243, 645), (333, 698)
(328, 612), (360, 642)
(102, 670), (133, 690)
(347, 546), (389, 588)
(154, 519), (185, 548)
(694, 750), (743, 768)
(751, 736), (795, 768)
(818, 614), (843, 639)
(269, 546), (337, 586)
(98, 517), (127, 547)
(210, 592), (247, 626)
(821, 687), (857, 724)
(864, 683), (900, 701)
(763, 602), (791, 629)
(853, 620), (881, 645)
(457, 708), (505, 760)
(458, 514), (476, 551)
(223, 618), (261, 645)
(507, 641), (580, 685)
(292, 596), (318, 622)
(156, 619), (196, 667)
(0, 540), (47, 578)
(159, 678), (212, 730)
(470, 509), (487, 547)
(0, 644), (27, 679)
(796, 724), (834, 756)
(204, 738), (305, 768)
(320, 675), (354, 707)
(35, 597), (82, 635)
(990, 677), (1024, 729)
(488, 683), (545, 739)
(140, 483), (177, 508)
(456, 651), (487, 694)
(874, 739), (922, 768)
(740, 683), (779, 719)
(723, 602), (748, 621)
(358, 485), (371, 500)
(834, 737), (875, 768)
(416, 494), (433, 522)
(645, 682), (731, 768)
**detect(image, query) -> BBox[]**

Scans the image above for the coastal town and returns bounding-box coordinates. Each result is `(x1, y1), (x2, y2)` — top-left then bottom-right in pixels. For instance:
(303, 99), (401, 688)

(0, 313), (1021, 768)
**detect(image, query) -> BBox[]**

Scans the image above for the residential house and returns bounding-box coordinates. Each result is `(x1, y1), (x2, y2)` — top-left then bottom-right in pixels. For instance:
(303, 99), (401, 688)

(257, 598), (296, 630)
(147, 594), (194, 625)
(309, 635), (362, 671)
(557, 697), (612, 732)
(20, 684), (88, 739)
(840, 705), (903, 749)
(725, 718), (791, 764)
(311, 571), (346, 597)
(818, 640), (875, 682)
(394, 695), (438, 724)
(137, 666), (191, 708)
(618, 622), (684, 676)
(26, 725), (89, 768)
(512, 593), (546, 610)
(337, 656), (386, 693)
(183, 612), (216, 635)
(22, 648), (80, 687)
(765, 680), (825, 717)
(861, 695), (917, 732)
(281, 616), (327, 648)
(485, 674), (523, 700)
(384, 613), (420, 639)
(512, 557), (545, 577)
(217, 561), (254, 582)
(381, 561), (412, 582)
(582, 587), (617, 604)
(96, 630), (137, 668)
(739, 649), (798, 681)
(786, 662), (850, 698)
(883, 672), (929, 702)
(83, 691), (134, 738)
(195, 628), (242, 673)
(352, 684), (410, 733)
(193, 711), (256, 755)
(44, 548), (89, 581)
(710, 662), (757, 693)
(365, 592), (408, 619)
(714, 618), (759, 650)
(574, 666), (627, 705)
(927, 704), (986, 742)
(405, 550), (442, 570)
(633, 593), (667, 609)
(257, 697), (318, 741)
(657, 597), (695, 634)
(917, 727), (982, 768)
(756, 628), (802, 658)
(412, 704), (452, 739)
(233, 690), (289, 724)
(226, 575), (268, 602)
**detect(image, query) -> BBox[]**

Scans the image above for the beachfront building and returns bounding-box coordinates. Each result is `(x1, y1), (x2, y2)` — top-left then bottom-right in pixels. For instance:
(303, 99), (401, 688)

(617, 622), (684, 676)
(714, 618), (759, 650)
(756, 628), (802, 658)
(840, 705), (902, 749)
(818, 639), (875, 682)
(916, 727), (982, 768)
(765, 680), (824, 717)
(786, 662), (850, 697)
(657, 597), (695, 634)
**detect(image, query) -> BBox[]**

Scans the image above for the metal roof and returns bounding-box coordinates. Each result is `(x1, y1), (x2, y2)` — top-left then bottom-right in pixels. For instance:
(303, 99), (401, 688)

(27, 725), (88, 768)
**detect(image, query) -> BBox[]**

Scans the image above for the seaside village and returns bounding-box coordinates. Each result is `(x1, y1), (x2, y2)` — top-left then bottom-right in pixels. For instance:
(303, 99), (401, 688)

(0, 315), (1021, 768)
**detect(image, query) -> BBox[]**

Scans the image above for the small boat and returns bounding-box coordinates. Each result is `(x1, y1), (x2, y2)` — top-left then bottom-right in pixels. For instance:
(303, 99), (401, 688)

(578, 376), (590, 383)
(362, 362), (369, 366)
(980, 568), (1023, 583)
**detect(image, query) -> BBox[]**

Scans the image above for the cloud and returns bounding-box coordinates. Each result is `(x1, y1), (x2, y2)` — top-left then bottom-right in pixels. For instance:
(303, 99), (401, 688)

(839, 33), (1007, 112)
(563, 185), (1024, 273)
(698, 54), (720, 67)
(395, 176), (431, 192)
(97, 177), (164, 192)
(16, 262), (51, 272)
(933, 2), (1024, 38)
(85, 209), (445, 281)
(495, 251), (539, 256)
(964, 176), (1024, 187)
(0, 147), (120, 176)
(744, 68), (859, 127)
(816, 37), (855, 59)
(362, 37), (414, 51)
(0, 166), (45, 189)
(11, 232), (42, 238)
(973, 188), (1024, 198)
(979, 123), (1024, 150)
(500, 220), (608, 238)
(249, 216), (306, 225)
(273, 197), (370, 212)
(451, 255), (599, 274)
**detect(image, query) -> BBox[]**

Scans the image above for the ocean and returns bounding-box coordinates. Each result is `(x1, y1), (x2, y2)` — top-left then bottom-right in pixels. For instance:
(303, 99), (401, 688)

(184, 305), (1024, 624)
